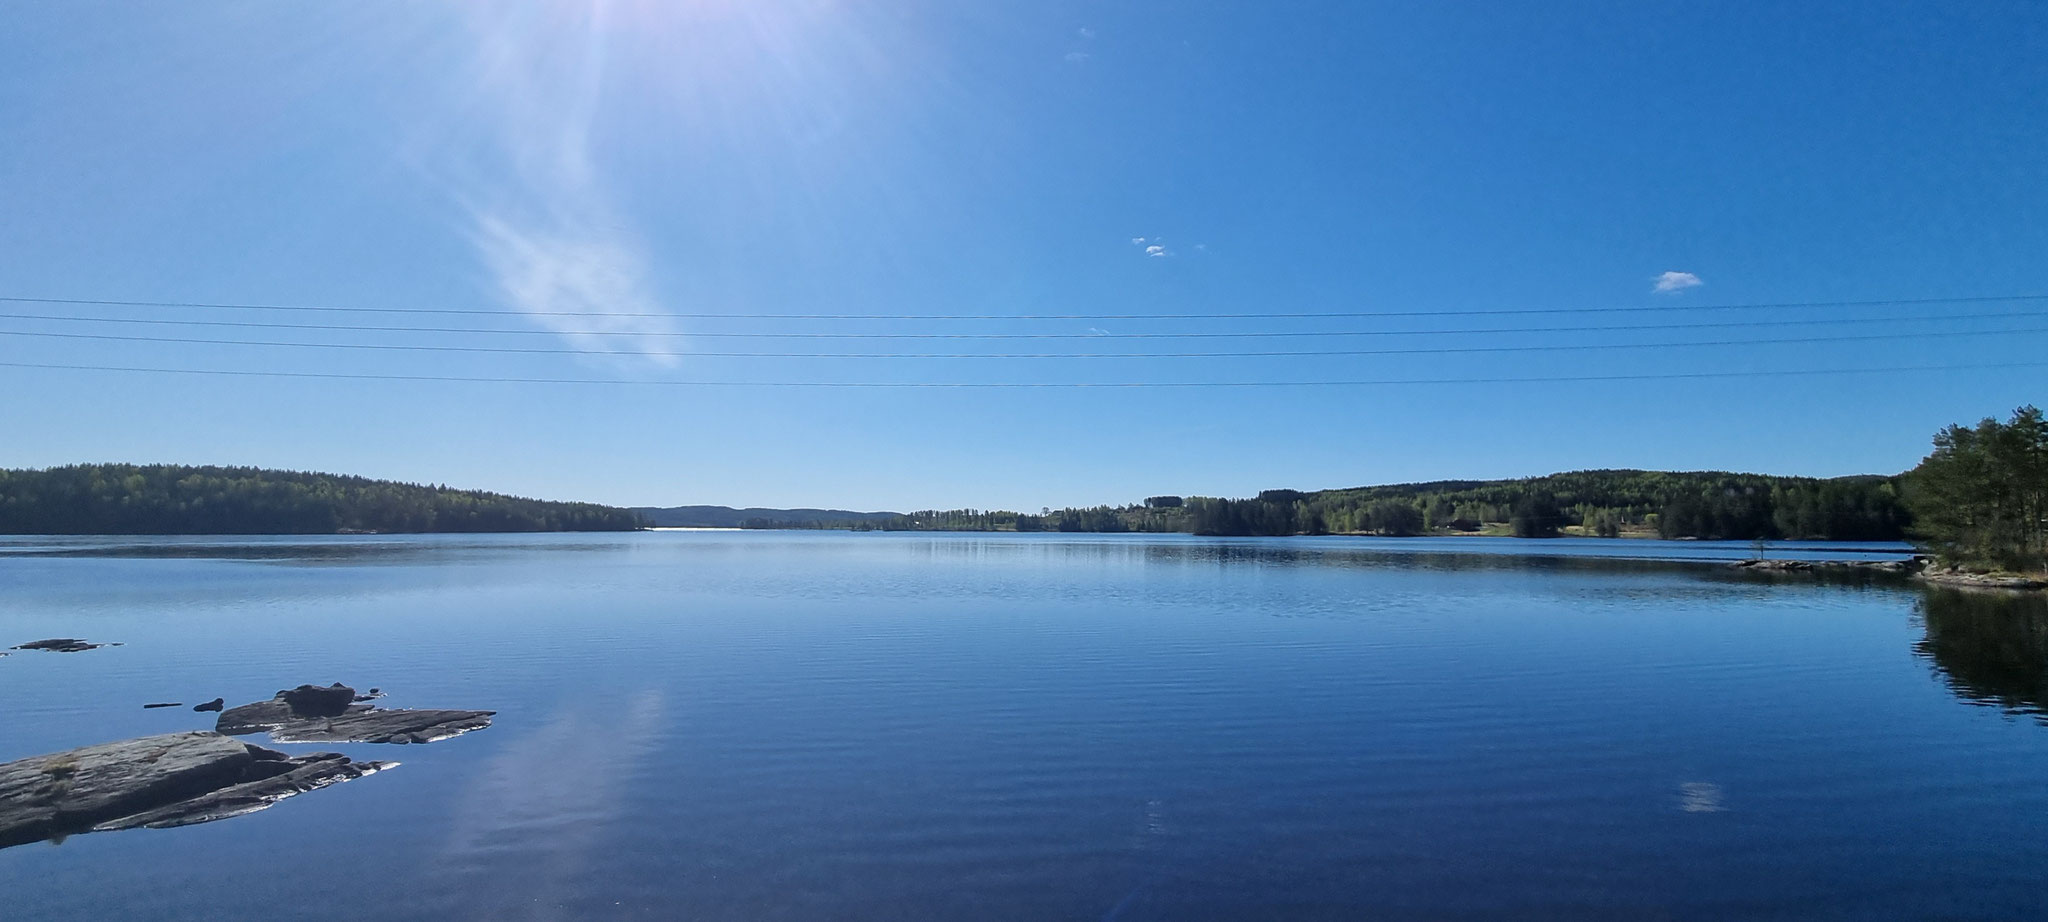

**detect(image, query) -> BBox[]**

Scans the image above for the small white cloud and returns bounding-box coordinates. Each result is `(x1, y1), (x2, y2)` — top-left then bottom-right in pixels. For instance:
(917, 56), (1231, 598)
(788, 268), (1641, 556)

(1654, 271), (1703, 293)
(1064, 51), (1091, 63)
(1145, 245), (1168, 257)
(1131, 237), (1147, 245)
(1079, 27), (1097, 40)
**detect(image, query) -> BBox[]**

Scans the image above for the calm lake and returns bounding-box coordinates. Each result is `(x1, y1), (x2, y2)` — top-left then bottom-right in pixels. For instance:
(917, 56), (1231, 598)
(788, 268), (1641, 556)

(3, 532), (2045, 920)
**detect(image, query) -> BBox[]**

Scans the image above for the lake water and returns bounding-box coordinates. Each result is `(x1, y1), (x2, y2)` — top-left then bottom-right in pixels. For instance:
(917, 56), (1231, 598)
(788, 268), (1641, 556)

(3, 532), (2045, 920)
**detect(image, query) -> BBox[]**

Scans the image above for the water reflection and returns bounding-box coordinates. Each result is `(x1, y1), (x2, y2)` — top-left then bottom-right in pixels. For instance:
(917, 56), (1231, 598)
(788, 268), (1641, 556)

(1915, 589), (2048, 721)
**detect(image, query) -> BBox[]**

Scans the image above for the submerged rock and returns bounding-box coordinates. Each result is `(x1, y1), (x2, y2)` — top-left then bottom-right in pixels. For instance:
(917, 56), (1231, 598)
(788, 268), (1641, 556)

(10, 638), (117, 653)
(0, 732), (393, 849)
(217, 683), (493, 744)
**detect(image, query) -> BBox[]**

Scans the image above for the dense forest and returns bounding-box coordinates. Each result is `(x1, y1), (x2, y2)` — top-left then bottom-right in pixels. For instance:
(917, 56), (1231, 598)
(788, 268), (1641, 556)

(632, 505), (898, 529)
(0, 464), (644, 534)
(813, 471), (1913, 541)
(856, 408), (2048, 559)
(1906, 406), (2047, 570)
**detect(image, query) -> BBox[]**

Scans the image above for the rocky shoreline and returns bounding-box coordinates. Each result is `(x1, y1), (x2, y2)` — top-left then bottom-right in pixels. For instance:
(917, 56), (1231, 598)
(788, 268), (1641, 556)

(0, 682), (491, 850)
(1728, 556), (2047, 590)
(0, 732), (393, 848)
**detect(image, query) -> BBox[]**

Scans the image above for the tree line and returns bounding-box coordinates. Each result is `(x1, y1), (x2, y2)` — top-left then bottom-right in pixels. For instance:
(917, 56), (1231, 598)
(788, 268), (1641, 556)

(1175, 472), (1909, 540)
(1906, 405), (2046, 570)
(0, 464), (644, 534)
(750, 470), (1915, 542)
(834, 406), (2046, 565)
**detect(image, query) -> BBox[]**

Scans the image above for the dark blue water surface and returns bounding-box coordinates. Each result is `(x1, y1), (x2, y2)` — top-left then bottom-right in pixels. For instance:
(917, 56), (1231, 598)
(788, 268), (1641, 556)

(2, 533), (2045, 920)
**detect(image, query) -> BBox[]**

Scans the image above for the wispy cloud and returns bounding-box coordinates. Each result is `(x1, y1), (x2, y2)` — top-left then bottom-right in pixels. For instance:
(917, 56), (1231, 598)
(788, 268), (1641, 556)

(1065, 25), (1097, 64)
(1133, 237), (1170, 257)
(452, 1), (683, 365)
(1146, 245), (1168, 257)
(1653, 270), (1703, 293)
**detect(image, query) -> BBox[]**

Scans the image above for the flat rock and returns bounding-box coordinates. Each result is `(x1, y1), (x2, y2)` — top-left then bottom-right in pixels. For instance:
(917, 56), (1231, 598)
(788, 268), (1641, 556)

(11, 638), (117, 653)
(217, 683), (493, 744)
(1730, 559), (1921, 576)
(215, 697), (375, 735)
(1923, 570), (2048, 591)
(94, 751), (396, 832)
(0, 732), (390, 849)
(268, 709), (496, 745)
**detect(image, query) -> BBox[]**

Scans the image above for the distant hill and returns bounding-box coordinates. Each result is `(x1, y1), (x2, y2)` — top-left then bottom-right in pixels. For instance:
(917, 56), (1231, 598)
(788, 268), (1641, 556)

(631, 505), (900, 529)
(0, 464), (643, 534)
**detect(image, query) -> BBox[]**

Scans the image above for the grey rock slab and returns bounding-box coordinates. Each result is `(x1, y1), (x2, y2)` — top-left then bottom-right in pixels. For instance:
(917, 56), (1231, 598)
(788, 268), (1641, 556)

(0, 732), (390, 849)
(0, 732), (251, 847)
(267, 708), (496, 745)
(216, 697), (375, 736)
(216, 683), (492, 744)
(10, 638), (117, 653)
(94, 752), (397, 831)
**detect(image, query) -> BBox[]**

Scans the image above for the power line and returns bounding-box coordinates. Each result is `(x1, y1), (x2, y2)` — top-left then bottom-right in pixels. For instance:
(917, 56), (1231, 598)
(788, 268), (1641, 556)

(2, 359), (2042, 388)
(4, 292), (2044, 321)
(2, 309), (2044, 339)
(5, 323), (2047, 359)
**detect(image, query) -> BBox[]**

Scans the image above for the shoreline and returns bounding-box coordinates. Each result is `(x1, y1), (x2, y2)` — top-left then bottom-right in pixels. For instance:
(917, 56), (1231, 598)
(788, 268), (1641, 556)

(1731, 557), (2047, 591)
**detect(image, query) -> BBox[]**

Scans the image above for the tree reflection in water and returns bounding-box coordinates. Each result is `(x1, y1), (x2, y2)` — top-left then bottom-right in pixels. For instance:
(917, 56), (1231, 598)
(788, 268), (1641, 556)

(1915, 588), (2048, 721)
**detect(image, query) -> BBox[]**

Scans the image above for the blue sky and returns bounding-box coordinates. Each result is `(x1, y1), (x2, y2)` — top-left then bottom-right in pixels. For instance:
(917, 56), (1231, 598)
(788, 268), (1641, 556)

(2, 1), (2044, 511)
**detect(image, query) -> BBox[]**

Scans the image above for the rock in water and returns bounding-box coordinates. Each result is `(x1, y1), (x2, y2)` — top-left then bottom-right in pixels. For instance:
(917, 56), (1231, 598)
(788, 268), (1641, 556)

(269, 709), (496, 745)
(142, 703), (183, 709)
(216, 684), (493, 744)
(10, 638), (113, 653)
(93, 751), (395, 832)
(215, 695), (375, 736)
(279, 683), (356, 718)
(0, 732), (393, 849)
(193, 698), (225, 713)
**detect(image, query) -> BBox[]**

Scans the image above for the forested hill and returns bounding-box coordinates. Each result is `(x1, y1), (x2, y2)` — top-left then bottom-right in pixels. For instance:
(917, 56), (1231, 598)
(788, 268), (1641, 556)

(1276, 468), (1909, 540)
(632, 505), (899, 529)
(860, 469), (1913, 541)
(0, 464), (644, 534)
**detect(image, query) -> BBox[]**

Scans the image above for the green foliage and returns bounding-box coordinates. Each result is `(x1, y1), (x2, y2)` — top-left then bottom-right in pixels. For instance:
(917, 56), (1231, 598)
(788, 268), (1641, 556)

(1906, 405), (2048, 570)
(0, 464), (643, 534)
(831, 469), (1912, 540)
(1586, 508), (1624, 538)
(1308, 469), (1906, 541)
